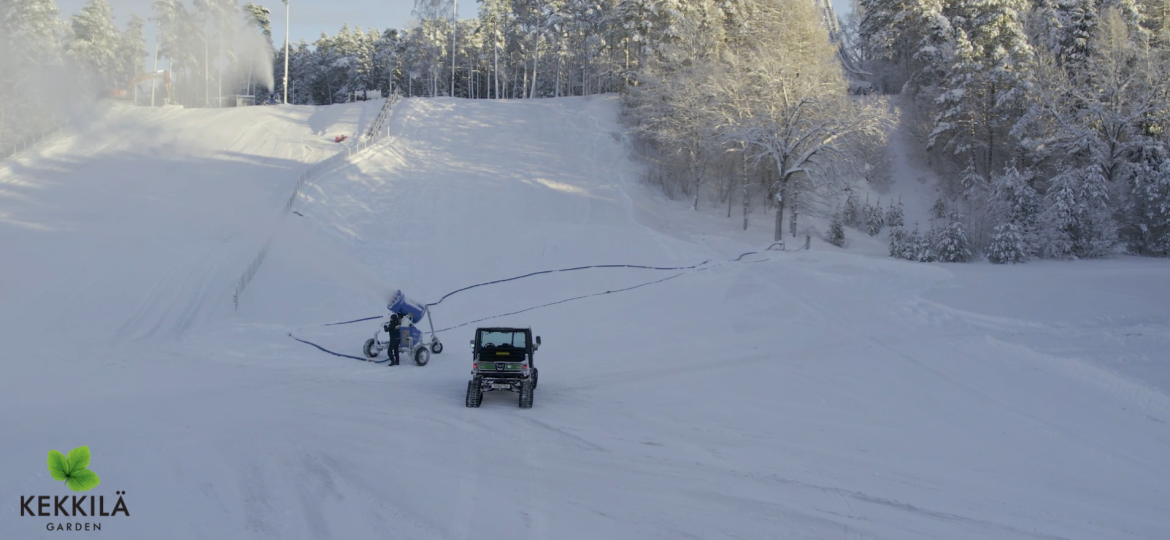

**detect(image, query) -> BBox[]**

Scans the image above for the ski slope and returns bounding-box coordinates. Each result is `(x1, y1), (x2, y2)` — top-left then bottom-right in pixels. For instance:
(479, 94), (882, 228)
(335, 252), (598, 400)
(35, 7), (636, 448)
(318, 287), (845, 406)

(1, 96), (1169, 540)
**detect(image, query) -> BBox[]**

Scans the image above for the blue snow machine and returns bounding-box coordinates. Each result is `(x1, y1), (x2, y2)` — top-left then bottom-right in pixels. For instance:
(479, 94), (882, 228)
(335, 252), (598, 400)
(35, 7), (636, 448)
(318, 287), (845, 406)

(362, 290), (444, 365)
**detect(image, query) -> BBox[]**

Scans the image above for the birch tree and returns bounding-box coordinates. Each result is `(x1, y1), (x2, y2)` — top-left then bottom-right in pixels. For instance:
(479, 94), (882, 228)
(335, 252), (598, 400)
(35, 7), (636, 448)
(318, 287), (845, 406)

(625, 0), (723, 210)
(716, 0), (892, 241)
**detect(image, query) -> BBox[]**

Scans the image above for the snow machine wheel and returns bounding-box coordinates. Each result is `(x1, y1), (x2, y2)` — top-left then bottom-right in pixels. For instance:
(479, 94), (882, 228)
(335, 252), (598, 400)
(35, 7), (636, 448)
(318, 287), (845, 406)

(532, 368), (538, 389)
(519, 380), (534, 409)
(430, 340), (443, 354)
(414, 347), (430, 366)
(362, 339), (378, 359)
(465, 380), (482, 408)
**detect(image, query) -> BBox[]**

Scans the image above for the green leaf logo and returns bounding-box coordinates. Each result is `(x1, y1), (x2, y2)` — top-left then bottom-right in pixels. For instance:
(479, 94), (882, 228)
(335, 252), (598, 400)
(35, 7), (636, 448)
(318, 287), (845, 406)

(46, 446), (101, 492)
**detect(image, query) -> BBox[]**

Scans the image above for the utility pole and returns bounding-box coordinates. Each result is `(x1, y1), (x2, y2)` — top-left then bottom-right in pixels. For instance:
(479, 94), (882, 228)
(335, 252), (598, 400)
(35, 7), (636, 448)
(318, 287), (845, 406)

(283, 0), (290, 104)
(151, 20), (160, 107)
(450, 0), (457, 98)
(494, 28), (499, 99)
(204, 18), (210, 107)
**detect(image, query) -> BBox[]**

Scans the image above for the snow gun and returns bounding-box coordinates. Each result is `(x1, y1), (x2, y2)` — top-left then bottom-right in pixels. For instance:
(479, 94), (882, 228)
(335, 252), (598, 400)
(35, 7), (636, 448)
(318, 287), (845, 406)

(362, 290), (444, 364)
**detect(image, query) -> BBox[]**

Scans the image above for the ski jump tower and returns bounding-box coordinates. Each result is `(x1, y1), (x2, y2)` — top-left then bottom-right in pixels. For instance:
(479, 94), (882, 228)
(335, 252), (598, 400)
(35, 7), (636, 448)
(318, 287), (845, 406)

(817, 0), (871, 87)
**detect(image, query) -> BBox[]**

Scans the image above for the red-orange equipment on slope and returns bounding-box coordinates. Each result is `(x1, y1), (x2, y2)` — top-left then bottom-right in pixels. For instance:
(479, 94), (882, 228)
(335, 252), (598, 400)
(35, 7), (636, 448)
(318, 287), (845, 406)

(108, 71), (173, 102)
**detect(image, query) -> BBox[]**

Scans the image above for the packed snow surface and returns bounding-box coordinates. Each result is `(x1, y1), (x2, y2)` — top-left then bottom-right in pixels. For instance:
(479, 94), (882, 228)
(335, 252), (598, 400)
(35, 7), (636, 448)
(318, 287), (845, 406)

(1, 97), (1168, 540)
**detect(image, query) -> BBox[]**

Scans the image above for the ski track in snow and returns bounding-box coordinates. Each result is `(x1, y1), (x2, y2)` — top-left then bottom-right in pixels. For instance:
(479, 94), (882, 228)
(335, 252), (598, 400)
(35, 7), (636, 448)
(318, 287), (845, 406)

(1, 96), (1169, 540)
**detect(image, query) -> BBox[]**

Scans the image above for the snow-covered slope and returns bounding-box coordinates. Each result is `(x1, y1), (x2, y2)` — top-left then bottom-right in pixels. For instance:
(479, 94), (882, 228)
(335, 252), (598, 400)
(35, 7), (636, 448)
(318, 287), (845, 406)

(1, 96), (1168, 540)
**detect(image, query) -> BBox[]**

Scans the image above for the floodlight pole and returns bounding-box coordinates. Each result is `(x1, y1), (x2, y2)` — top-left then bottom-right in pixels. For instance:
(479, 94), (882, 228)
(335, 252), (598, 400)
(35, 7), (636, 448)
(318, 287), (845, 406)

(151, 20), (159, 107)
(451, 0), (457, 98)
(282, 0), (290, 104)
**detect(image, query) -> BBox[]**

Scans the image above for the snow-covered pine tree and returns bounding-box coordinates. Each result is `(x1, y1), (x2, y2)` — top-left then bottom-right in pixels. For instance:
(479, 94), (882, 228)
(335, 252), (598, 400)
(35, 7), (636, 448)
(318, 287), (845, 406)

(1029, 0), (1064, 52)
(616, 0), (656, 80)
(829, 212), (847, 247)
(908, 0), (955, 92)
(930, 195), (947, 219)
(1145, 0), (1170, 46)
(866, 199), (885, 236)
(1020, 7), (1167, 258)
(1037, 168), (1118, 258)
(117, 15), (147, 92)
(934, 219), (972, 262)
(356, 26), (378, 98)
(0, 0), (69, 148)
(373, 28), (399, 96)
(1126, 155), (1170, 255)
(990, 166), (1038, 252)
(2, 0), (66, 65)
(333, 24), (359, 100)
(858, 0), (953, 93)
(915, 226), (938, 262)
(889, 223), (936, 261)
(888, 226), (906, 257)
(242, 3), (271, 38)
(288, 39), (316, 104)
(992, 167), (1038, 226)
(843, 191), (862, 228)
(411, 0), (453, 97)
(930, 0), (1034, 179)
(68, 0), (122, 89)
(885, 198), (905, 228)
(988, 222), (1028, 263)
(1058, 0), (1098, 70)
(334, 24), (373, 100)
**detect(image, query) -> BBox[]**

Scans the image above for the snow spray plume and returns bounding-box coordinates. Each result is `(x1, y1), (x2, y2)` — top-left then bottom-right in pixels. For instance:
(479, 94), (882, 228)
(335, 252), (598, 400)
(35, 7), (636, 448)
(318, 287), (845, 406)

(158, 7), (275, 106)
(232, 21), (275, 94)
(0, 51), (97, 150)
(274, 218), (398, 305)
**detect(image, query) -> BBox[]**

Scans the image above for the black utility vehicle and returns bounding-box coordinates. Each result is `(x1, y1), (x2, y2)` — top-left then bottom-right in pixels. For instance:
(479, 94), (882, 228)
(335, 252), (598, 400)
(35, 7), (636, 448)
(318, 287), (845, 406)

(465, 327), (540, 408)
